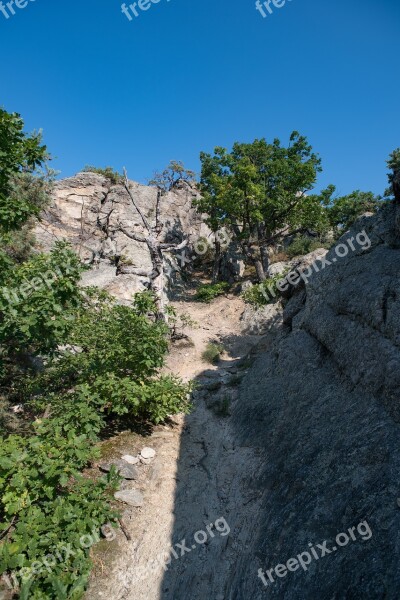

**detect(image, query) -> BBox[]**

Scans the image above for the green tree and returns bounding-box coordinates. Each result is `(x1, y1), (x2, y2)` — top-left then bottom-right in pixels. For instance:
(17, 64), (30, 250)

(327, 189), (383, 232)
(0, 109), (49, 233)
(386, 148), (400, 203)
(197, 132), (329, 281)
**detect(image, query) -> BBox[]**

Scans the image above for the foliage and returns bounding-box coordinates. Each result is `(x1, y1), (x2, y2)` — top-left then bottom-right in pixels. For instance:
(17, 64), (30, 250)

(201, 342), (224, 364)
(195, 282), (230, 302)
(0, 424), (120, 599)
(242, 271), (289, 307)
(0, 109), (49, 234)
(196, 132), (328, 280)
(326, 189), (383, 232)
(0, 242), (84, 364)
(386, 148), (400, 201)
(2, 171), (54, 264)
(167, 306), (198, 340)
(149, 160), (196, 192)
(17, 289), (192, 424)
(286, 235), (329, 258)
(0, 286), (191, 597)
(82, 166), (122, 185)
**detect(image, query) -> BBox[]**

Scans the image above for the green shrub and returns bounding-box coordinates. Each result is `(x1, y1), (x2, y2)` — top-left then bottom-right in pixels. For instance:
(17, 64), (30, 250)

(242, 271), (289, 307)
(201, 342), (224, 364)
(195, 282), (230, 303)
(0, 421), (120, 599)
(0, 289), (192, 598)
(286, 236), (327, 258)
(82, 166), (122, 185)
(22, 290), (192, 425)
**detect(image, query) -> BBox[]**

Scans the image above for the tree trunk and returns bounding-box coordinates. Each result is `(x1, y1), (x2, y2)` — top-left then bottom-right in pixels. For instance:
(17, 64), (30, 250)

(212, 240), (222, 283)
(260, 244), (270, 278)
(254, 259), (266, 282)
(146, 237), (166, 322)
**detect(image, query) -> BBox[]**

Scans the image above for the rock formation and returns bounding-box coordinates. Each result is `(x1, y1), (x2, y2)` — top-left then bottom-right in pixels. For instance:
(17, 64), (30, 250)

(149, 203), (400, 600)
(227, 202), (400, 599)
(34, 172), (209, 302)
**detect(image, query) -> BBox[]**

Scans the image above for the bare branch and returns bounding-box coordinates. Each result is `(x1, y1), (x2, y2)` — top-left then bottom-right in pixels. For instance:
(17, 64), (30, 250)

(117, 265), (151, 276)
(159, 239), (189, 251)
(118, 224), (147, 244)
(155, 188), (163, 231)
(123, 168), (152, 233)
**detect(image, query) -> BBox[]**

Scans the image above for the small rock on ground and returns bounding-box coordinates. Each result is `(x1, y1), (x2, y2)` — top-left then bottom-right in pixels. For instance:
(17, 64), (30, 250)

(121, 455), (140, 465)
(114, 490), (144, 507)
(141, 447), (156, 459)
(99, 460), (139, 480)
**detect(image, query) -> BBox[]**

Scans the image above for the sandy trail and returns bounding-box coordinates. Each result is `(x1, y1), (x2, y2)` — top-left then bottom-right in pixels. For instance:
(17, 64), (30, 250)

(86, 295), (265, 600)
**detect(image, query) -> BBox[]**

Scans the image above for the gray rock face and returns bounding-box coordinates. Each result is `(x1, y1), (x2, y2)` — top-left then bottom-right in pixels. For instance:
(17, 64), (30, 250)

(228, 203), (400, 599)
(34, 172), (208, 302)
(240, 301), (283, 335)
(160, 205), (400, 600)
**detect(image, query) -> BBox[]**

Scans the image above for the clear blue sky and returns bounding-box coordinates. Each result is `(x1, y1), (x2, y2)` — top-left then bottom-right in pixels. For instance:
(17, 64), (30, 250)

(1, 0), (399, 196)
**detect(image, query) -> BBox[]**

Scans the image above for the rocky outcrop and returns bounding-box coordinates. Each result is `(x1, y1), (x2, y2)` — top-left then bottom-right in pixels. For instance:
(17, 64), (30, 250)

(156, 203), (400, 600)
(34, 172), (209, 301)
(227, 203), (400, 599)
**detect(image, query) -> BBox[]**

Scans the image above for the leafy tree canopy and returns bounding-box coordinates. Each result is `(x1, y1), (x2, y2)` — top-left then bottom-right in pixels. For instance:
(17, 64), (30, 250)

(386, 148), (400, 202)
(0, 109), (49, 233)
(197, 132), (329, 280)
(326, 189), (384, 231)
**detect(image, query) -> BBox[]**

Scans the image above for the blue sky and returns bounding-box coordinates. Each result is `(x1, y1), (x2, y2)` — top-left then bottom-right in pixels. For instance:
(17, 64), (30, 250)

(1, 0), (399, 196)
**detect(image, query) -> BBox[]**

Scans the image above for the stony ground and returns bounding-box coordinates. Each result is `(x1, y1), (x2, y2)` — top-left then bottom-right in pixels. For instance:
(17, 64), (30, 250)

(86, 294), (271, 600)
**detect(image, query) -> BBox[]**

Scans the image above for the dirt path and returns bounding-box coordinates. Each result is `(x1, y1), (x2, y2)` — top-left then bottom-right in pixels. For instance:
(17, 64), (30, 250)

(86, 295), (268, 600)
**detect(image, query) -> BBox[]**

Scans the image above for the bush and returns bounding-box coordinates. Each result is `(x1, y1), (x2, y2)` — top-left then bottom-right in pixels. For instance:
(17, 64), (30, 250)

(201, 342), (224, 364)
(21, 290), (192, 425)
(82, 166), (122, 185)
(0, 420), (120, 599)
(195, 282), (230, 303)
(242, 272), (289, 307)
(286, 236), (327, 258)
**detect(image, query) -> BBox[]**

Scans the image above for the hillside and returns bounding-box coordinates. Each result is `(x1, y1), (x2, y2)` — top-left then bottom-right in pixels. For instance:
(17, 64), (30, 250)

(36, 178), (400, 599)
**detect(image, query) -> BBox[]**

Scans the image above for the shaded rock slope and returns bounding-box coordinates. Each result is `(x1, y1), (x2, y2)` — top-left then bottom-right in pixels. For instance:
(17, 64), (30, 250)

(157, 204), (400, 600)
(224, 203), (400, 599)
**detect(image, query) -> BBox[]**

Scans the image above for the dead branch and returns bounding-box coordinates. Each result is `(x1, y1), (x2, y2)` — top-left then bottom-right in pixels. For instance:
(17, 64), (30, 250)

(117, 266), (151, 276)
(123, 168), (151, 233)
